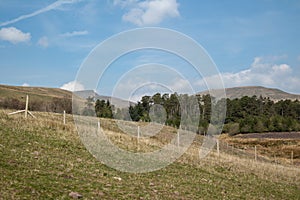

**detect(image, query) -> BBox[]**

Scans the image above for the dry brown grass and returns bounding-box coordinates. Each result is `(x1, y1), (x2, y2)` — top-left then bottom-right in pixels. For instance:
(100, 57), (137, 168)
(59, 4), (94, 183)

(1, 109), (300, 199)
(6, 109), (299, 184)
(71, 114), (300, 185)
(220, 133), (300, 166)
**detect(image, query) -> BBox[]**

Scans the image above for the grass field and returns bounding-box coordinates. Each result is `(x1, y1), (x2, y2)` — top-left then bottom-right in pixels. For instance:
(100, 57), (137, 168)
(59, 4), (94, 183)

(0, 109), (299, 199)
(220, 133), (300, 166)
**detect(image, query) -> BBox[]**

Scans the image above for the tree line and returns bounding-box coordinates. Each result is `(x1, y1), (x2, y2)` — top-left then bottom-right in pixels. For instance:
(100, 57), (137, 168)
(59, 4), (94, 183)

(93, 93), (300, 134)
(4, 92), (298, 134)
(224, 95), (300, 134)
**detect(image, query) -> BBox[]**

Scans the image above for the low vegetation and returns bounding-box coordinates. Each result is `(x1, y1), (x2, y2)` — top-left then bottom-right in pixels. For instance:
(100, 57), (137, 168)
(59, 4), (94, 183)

(0, 109), (299, 199)
(0, 84), (72, 114)
(220, 133), (300, 165)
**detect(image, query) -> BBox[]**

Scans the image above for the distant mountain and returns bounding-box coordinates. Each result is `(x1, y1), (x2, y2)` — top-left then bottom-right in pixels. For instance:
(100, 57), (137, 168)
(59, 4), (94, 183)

(74, 90), (134, 108)
(199, 86), (300, 101)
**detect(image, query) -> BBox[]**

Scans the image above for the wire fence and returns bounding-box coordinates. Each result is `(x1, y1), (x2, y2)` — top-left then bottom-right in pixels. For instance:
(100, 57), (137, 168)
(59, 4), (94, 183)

(210, 139), (297, 166)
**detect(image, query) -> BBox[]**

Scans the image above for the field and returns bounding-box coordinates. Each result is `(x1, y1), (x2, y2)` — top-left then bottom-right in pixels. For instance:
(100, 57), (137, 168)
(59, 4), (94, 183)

(220, 132), (300, 166)
(0, 109), (299, 199)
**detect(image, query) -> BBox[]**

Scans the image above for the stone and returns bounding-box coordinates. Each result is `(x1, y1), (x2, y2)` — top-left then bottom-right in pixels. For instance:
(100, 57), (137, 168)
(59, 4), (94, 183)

(69, 191), (83, 199)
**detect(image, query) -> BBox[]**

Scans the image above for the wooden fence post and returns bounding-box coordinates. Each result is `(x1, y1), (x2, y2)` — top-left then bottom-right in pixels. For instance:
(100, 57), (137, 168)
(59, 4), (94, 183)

(25, 95), (29, 119)
(177, 131), (180, 148)
(254, 146), (257, 161)
(291, 151), (294, 165)
(137, 126), (140, 150)
(216, 139), (220, 157)
(63, 110), (66, 125)
(97, 120), (100, 131)
(8, 95), (35, 119)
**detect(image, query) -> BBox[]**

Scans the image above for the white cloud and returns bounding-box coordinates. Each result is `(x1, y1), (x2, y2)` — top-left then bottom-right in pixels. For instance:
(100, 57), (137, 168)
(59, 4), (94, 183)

(113, 0), (138, 8)
(272, 64), (291, 73)
(196, 56), (300, 94)
(116, 0), (180, 26)
(170, 78), (192, 94)
(60, 30), (89, 37)
(60, 81), (85, 91)
(37, 36), (49, 48)
(22, 83), (30, 87)
(0, 27), (31, 44)
(0, 0), (83, 27)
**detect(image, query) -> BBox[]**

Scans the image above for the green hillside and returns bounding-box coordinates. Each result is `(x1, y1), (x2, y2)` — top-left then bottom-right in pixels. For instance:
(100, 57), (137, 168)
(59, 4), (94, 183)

(0, 110), (299, 199)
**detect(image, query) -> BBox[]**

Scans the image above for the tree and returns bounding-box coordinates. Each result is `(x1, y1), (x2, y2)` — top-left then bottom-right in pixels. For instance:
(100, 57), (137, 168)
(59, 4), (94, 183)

(120, 93), (300, 134)
(95, 99), (113, 118)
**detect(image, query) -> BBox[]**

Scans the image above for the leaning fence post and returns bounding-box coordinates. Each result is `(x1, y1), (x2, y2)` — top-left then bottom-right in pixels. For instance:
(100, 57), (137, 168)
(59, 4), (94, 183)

(8, 95), (35, 118)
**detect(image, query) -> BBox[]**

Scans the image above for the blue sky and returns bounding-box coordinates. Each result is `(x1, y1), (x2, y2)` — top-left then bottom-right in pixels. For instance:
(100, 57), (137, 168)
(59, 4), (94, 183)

(0, 0), (300, 100)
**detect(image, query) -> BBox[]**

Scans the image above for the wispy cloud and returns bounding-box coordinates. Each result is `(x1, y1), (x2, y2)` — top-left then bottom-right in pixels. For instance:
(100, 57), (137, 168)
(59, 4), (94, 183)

(0, 27), (31, 44)
(60, 30), (89, 37)
(0, 0), (83, 27)
(37, 36), (49, 48)
(114, 0), (180, 26)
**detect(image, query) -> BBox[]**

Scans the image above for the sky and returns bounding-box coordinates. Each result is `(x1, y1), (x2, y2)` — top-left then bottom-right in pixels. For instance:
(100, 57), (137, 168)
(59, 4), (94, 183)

(0, 0), (300, 101)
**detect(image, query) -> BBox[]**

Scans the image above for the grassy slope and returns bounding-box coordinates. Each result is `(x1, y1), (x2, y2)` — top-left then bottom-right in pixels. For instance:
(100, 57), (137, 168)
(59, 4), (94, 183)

(219, 133), (300, 166)
(0, 85), (131, 109)
(0, 84), (71, 102)
(0, 110), (299, 199)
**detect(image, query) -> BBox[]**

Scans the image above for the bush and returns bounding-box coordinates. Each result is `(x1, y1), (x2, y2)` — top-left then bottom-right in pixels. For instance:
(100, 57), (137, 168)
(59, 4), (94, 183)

(227, 123), (240, 136)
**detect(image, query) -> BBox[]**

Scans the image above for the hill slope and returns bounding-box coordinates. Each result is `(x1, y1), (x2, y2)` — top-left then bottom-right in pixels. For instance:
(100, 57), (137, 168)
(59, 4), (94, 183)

(0, 85), (132, 111)
(0, 110), (299, 199)
(199, 86), (300, 101)
(0, 84), (71, 101)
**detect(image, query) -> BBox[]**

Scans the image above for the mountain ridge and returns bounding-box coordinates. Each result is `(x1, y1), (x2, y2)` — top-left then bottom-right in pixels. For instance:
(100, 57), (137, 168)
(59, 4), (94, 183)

(199, 86), (300, 101)
(0, 84), (299, 107)
(74, 90), (134, 108)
